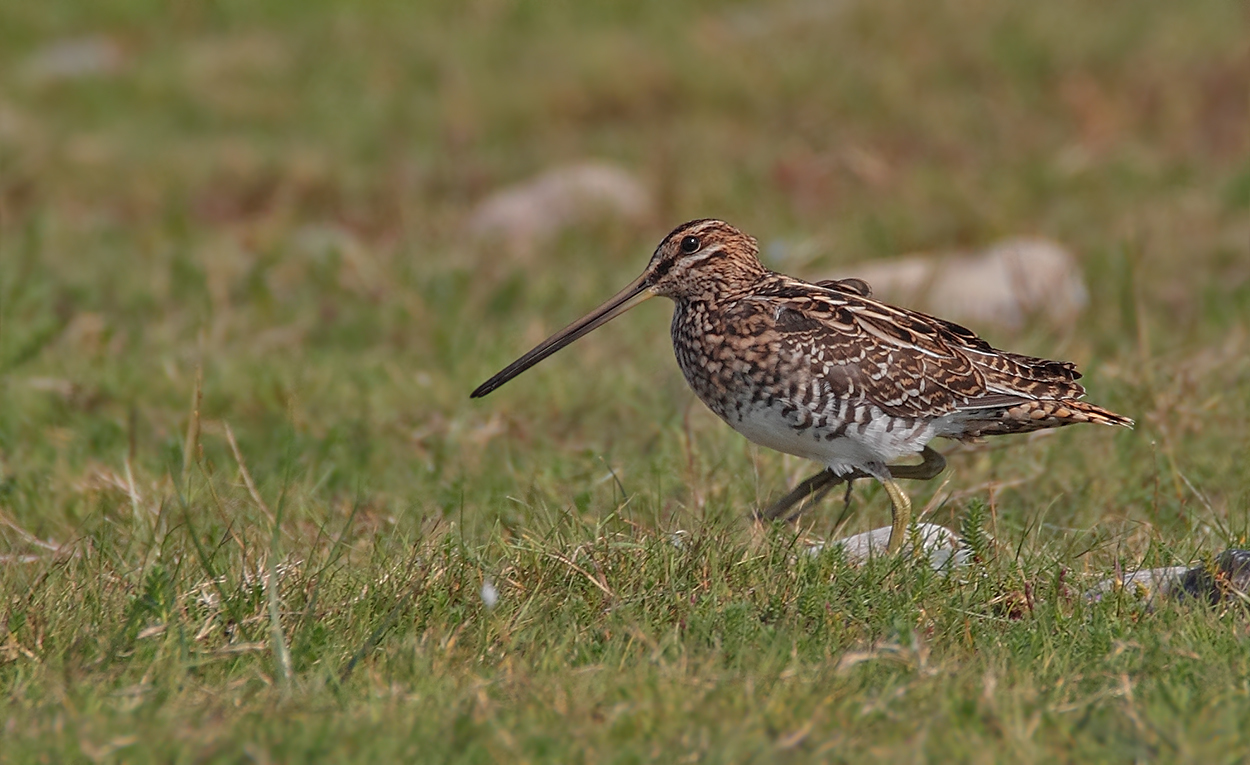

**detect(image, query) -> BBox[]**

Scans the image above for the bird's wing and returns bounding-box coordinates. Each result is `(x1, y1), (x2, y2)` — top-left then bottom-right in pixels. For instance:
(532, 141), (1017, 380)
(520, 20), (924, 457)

(813, 277), (872, 298)
(734, 277), (1087, 420)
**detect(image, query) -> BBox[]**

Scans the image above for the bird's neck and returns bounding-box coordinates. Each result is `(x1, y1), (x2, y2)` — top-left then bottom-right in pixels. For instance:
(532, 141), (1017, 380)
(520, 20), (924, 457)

(672, 266), (773, 305)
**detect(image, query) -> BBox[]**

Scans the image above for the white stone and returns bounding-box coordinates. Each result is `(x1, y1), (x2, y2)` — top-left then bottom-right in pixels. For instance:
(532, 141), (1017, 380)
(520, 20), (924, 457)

(807, 522), (969, 570)
(823, 238), (1088, 330)
(467, 162), (653, 258)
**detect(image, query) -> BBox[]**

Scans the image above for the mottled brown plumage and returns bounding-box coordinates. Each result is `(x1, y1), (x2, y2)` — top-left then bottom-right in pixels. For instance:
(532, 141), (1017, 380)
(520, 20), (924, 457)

(472, 219), (1132, 551)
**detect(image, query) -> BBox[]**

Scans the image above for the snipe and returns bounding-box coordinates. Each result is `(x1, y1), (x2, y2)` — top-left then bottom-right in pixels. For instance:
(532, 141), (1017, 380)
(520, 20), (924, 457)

(471, 219), (1132, 552)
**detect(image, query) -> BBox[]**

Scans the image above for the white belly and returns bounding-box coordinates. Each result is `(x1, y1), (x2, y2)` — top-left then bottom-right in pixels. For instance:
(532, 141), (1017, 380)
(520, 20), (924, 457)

(726, 402), (937, 475)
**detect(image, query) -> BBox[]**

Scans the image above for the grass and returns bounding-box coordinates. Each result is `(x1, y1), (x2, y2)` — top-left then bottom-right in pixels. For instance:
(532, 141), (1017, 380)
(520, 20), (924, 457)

(1, 0), (1249, 760)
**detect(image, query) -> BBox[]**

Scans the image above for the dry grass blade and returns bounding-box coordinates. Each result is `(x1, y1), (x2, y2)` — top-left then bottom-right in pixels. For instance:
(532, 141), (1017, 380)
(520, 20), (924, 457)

(224, 422), (275, 526)
(224, 421), (292, 691)
(181, 366), (203, 485)
(545, 551), (615, 598)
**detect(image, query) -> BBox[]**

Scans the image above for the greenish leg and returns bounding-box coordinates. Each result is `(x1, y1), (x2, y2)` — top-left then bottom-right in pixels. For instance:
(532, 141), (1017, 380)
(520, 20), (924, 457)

(887, 446), (947, 481)
(760, 446), (945, 525)
(880, 476), (913, 554)
(756, 468), (849, 521)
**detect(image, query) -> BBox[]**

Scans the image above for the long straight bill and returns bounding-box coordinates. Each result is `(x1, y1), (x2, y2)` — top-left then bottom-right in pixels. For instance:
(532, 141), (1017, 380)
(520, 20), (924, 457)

(470, 274), (655, 398)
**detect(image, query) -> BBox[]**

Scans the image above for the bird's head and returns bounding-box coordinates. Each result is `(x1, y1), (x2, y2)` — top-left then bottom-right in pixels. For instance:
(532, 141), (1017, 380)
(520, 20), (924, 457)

(470, 219), (767, 398)
(642, 219), (768, 300)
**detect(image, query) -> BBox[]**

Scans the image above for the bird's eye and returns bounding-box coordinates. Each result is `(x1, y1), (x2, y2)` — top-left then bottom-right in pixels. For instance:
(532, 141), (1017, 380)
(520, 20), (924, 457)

(680, 236), (701, 254)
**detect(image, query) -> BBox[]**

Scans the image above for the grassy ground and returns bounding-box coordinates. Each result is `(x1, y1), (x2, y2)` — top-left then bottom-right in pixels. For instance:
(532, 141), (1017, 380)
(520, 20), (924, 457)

(2, 0), (1249, 761)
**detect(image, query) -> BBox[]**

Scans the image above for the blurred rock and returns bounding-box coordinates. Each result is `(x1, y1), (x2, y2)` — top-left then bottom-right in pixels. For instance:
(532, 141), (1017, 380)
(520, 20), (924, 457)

(721, 1), (852, 39)
(20, 36), (125, 84)
(1087, 550), (1250, 608)
(466, 162), (653, 259)
(823, 238), (1089, 330)
(807, 522), (970, 570)
(1086, 566), (1191, 607)
(26, 377), (77, 399)
(811, 523), (1250, 610)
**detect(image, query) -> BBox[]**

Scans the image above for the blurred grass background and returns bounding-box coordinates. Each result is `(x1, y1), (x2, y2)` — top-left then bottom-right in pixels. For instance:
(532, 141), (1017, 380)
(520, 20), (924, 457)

(1, 0), (1248, 761)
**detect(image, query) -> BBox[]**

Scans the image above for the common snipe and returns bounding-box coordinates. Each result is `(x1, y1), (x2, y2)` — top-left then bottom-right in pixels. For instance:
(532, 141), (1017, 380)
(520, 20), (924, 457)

(471, 219), (1132, 552)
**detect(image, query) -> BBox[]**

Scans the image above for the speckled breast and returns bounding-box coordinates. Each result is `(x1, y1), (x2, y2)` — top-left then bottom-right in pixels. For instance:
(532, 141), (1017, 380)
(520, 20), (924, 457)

(667, 299), (936, 469)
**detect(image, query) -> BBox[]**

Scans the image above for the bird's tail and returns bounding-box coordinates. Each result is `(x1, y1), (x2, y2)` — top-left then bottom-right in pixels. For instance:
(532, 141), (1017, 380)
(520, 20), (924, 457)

(957, 398), (1133, 439)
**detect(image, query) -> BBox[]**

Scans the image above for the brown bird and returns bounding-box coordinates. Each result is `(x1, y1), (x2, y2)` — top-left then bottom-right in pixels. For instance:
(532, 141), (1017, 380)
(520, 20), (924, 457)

(471, 219), (1132, 552)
